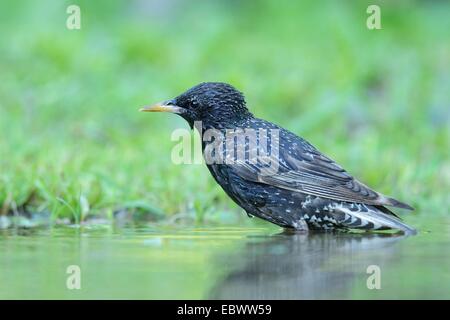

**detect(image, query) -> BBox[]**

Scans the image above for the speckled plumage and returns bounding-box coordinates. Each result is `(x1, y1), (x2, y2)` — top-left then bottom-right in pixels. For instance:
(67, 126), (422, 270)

(145, 82), (416, 234)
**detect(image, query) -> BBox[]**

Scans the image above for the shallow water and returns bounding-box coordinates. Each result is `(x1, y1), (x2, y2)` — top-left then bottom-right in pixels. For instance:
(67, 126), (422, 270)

(0, 216), (449, 299)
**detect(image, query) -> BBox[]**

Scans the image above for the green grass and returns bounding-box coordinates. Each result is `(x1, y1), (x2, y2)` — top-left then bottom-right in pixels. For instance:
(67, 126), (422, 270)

(0, 0), (449, 225)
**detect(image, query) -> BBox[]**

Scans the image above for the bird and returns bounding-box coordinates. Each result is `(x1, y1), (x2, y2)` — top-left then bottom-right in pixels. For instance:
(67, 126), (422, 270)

(140, 82), (416, 234)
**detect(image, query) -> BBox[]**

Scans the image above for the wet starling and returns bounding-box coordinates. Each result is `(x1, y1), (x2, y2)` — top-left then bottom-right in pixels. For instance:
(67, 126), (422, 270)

(140, 82), (416, 234)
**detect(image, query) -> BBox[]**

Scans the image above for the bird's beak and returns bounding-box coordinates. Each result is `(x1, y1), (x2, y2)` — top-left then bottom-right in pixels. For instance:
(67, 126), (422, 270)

(139, 99), (183, 114)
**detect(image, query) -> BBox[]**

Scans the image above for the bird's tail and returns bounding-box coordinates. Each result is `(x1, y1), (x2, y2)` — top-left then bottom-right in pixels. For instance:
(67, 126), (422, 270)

(333, 203), (417, 235)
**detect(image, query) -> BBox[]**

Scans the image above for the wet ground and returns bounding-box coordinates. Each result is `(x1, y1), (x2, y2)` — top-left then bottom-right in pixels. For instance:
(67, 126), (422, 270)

(0, 215), (449, 299)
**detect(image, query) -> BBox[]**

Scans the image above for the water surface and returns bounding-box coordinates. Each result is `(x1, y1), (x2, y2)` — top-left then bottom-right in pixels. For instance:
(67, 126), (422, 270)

(1, 216), (449, 299)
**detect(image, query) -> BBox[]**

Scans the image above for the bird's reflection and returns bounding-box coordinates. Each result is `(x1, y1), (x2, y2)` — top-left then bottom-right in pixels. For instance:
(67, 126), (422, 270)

(209, 231), (409, 299)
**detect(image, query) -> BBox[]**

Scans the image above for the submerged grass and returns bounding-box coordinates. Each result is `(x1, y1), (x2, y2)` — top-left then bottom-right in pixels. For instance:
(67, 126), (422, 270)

(0, 1), (449, 225)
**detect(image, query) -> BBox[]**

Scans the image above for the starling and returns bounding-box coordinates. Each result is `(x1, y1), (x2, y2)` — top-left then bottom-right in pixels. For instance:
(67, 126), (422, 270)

(140, 82), (416, 234)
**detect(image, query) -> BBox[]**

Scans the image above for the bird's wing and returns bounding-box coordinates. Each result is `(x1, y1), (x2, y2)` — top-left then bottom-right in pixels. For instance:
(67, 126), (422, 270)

(229, 138), (413, 210)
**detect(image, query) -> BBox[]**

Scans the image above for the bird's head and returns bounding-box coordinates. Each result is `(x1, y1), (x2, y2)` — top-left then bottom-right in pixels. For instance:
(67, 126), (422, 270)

(140, 82), (252, 129)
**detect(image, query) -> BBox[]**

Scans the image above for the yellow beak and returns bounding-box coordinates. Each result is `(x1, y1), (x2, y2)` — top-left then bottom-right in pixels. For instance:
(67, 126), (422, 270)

(139, 101), (182, 113)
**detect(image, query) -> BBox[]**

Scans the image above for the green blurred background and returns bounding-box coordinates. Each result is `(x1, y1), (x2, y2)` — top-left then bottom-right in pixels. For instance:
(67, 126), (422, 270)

(0, 0), (449, 226)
